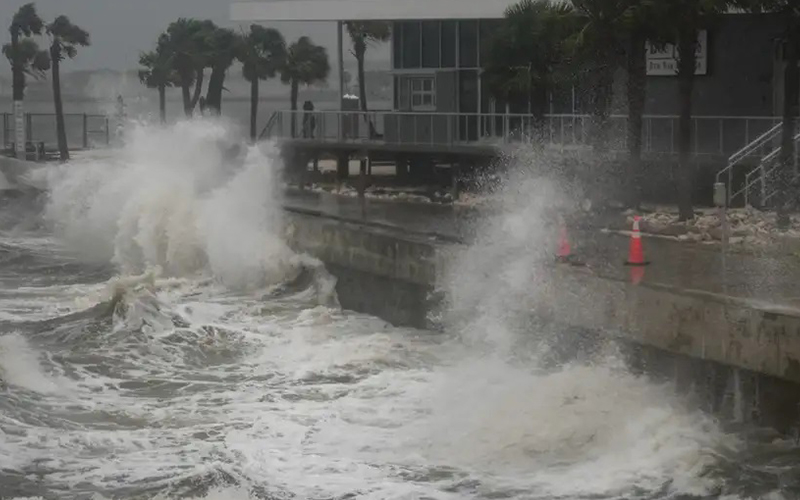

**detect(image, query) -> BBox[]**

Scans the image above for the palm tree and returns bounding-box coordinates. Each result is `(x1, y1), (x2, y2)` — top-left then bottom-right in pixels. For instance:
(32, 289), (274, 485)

(618, 0), (668, 208)
(570, 0), (628, 152)
(204, 27), (239, 114)
(163, 18), (216, 117)
(7, 3), (45, 158)
(237, 24), (286, 141)
(280, 36), (330, 137)
(138, 35), (177, 123)
(2, 37), (50, 90)
(483, 0), (578, 122)
(659, 0), (732, 220)
(46, 15), (90, 162)
(344, 21), (390, 112)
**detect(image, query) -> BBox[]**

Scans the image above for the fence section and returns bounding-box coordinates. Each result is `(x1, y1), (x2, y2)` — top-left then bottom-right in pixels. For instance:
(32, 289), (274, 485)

(265, 110), (781, 158)
(1, 113), (110, 152)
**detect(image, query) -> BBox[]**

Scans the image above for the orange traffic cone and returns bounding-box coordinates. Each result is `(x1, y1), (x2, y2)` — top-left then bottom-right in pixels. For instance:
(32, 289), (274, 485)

(625, 216), (650, 266)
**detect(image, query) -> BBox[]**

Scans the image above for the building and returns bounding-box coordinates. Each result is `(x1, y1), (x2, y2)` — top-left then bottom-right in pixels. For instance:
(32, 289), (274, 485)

(231, 0), (799, 203)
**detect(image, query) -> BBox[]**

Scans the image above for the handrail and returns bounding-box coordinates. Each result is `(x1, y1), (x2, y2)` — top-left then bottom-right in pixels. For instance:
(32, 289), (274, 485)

(726, 122), (781, 166)
(258, 111), (279, 140)
(741, 131), (800, 207)
(715, 121), (783, 204)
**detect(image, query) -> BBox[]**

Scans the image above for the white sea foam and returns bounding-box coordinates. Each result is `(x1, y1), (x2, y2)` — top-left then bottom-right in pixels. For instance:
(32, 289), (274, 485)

(42, 118), (301, 289)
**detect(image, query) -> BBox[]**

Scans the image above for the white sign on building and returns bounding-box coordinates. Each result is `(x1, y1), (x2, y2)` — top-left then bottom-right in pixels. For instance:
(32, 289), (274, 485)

(646, 30), (708, 76)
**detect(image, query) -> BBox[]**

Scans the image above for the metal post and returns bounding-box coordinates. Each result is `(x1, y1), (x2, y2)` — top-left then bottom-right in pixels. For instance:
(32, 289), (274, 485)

(105, 117), (110, 145)
(26, 114), (32, 148)
(719, 118), (724, 155)
(337, 20), (345, 113)
(83, 113), (89, 149)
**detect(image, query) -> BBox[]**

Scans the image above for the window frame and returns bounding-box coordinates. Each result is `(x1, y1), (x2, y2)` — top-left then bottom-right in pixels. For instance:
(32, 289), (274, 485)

(409, 76), (436, 111)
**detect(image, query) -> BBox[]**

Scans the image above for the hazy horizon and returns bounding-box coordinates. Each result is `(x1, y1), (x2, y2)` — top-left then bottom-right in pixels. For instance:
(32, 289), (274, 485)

(0, 0), (390, 77)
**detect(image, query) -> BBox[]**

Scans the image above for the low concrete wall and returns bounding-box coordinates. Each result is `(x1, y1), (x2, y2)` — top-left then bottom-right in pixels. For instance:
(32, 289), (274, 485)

(284, 210), (445, 327)
(285, 210), (800, 431)
(285, 208), (800, 386)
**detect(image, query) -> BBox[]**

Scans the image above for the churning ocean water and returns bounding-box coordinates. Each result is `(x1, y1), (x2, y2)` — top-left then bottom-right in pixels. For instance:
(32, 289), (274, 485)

(0, 118), (798, 500)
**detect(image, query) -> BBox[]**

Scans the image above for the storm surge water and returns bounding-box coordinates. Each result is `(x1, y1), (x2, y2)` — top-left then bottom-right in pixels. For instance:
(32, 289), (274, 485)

(0, 120), (796, 500)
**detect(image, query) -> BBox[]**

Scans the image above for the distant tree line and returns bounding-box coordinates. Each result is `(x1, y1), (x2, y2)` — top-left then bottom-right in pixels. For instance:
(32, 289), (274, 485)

(484, 0), (800, 219)
(138, 19), (391, 141)
(5, 2), (89, 161)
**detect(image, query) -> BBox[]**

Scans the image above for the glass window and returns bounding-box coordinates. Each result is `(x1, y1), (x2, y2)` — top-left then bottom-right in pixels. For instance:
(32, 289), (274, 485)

(458, 20), (478, 68)
(402, 22), (421, 69)
(441, 21), (457, 68)
(410, 77), (436, 110)
(478, 20), (500, 67)
(422, 21), (440, 68)
(392, 21), (403, 69)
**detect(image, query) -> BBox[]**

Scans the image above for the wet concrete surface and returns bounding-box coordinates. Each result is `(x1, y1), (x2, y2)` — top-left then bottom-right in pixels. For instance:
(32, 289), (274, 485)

(282, 189), (800, 311)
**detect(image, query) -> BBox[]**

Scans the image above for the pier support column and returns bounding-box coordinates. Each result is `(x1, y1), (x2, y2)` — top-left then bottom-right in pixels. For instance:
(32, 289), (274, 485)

(336, 151), (350, 183)
(450, 159), (461, 201)
(396, 154), (409, 183)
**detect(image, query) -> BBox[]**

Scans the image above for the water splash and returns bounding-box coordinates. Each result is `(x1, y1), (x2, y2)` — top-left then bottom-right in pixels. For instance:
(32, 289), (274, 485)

(42, 118), (301, 290)
(434, 147), (743, 498)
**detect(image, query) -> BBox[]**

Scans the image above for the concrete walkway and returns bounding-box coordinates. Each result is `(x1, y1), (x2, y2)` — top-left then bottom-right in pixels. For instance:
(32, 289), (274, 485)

(282, 189), (800, 311)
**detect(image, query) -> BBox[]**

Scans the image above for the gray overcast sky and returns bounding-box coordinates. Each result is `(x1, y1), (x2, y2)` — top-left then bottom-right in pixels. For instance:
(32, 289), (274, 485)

(0, 0), (388, 75)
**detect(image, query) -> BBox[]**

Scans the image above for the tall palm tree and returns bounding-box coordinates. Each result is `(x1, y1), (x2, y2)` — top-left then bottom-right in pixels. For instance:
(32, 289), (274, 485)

(280, 36), (330, 137)
(483, 0), (578, 121)
(618, 0), (668, 208)
(344, 21), (390, 112)
(2, 38), (50, 90)
(7, 3), (45, 158)
(138, 35), (177, 124)
(204, 27), (239, 115)
(46, 15), (90, 162)
(666, 0), (730, 221)
(163, 18), (215, 117)
(237, 24), (286, 141)
(570, 0), (628, 152)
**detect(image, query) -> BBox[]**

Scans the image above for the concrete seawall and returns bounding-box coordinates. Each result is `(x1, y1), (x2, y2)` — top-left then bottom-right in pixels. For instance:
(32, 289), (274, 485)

(284, 208), (800, 431)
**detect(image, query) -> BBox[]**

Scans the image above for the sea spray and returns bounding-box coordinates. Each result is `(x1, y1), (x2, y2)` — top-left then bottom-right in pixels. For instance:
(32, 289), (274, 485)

(426, 147), (741, 498)
(42, 118), (302, 289)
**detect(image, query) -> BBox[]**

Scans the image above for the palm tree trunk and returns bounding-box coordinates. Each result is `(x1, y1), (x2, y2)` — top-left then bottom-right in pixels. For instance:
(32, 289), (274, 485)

(591, 50), (615, 153)
(206, 65), (226, 114)
(158, 84), (166, 124)
(626, 32), (646, 208)
(50, 48), (69, 162)
(190, 69), (204, 111)
(181, 79), (192, 117)
(250, 77), (259, 142)
(676, 26), (697, 221)
(290, 78), (299, 138)
(10, 31), (23, 101)
(10, 30), (26, 160)
(356, 42), (367, 112)
(355, 42), (378, 139)
(777, 25), (799, 228)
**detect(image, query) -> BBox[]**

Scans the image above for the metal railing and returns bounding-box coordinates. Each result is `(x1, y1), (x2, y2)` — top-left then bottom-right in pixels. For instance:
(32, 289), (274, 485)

(717, 121), (784, 203)
(1, 113), (111, 153)
(263, 109), (780, 157)
(742, 131), (800, 207)
(259, 111), (280, 140)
